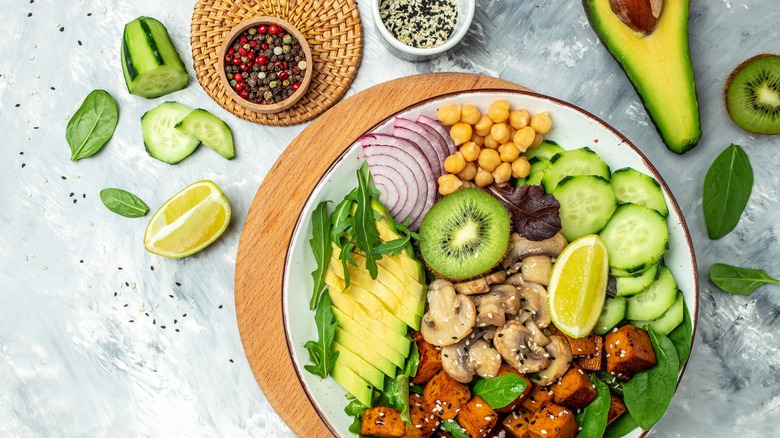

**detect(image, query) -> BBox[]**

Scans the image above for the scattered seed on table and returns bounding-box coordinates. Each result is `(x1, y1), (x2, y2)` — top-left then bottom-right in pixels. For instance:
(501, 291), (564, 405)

(117, 266), (123, 270)
(150, 265), (154, 271)
(219, 304), (223, 309)
(72, 199), (76, 204)
(79, 260), (83, 263)
(50, 87), (55, 90)
(175, 282), (181, 286)
(69, 192), (74, 197)
(82, 194), (86, 199)
(124, 282), (129, 287)
(229, 359), (234, 363)
(152, 319), (156, 324)
(27, 12), (32, 17)
(21, 163), (26, 168)
(161, 325), (166, 329)
(182, 313), (187, 317)
(15, 104), (20, 107)
(59, 27), (64, 32)
(77, 40), (82, 46)
(61, 176), (66, 180)
(87, 12), (92, 16)
(129, 319), (134, 323)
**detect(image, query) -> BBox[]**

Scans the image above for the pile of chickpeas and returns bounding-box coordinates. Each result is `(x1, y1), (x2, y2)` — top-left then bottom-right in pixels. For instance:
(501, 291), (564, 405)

(435, 100), (553, 195)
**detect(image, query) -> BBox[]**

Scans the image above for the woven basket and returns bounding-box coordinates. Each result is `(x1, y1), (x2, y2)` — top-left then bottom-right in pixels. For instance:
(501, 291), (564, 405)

(191, 0), (363, 126)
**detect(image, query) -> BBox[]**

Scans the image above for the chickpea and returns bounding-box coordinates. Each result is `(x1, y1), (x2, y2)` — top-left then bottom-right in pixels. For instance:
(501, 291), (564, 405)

(511, 156), (531, 179)
(483, 134), (499, 150)
(444, 152), (467, 174)
(531, 133), (545, 149)
(438, 174), (463, 195)
(487, 100), (510, 123)
(498, 142), (521, 162)
(460, 180), (476, 189)
(513, 126), (536, 151)
(474, 114), (494, 137)
(490, 123), (511, 144)
(470, 133), (484, 147)
(478, 148), (501, 172)
(460, 104), (482, 125)
(530, 111), (553, 134)
(449, 122), (473, 146)
(457, 161), (478, 180)
(474, 167), (495, 187)
(459, 142), (481, 162)
(437, 103), (462, 126)
(509, 109), (530, 129)
(493, 162), (512, 184)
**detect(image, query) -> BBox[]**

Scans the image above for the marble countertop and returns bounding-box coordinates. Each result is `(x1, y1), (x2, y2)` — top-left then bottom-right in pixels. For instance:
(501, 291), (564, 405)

(2, 0), (779, 437)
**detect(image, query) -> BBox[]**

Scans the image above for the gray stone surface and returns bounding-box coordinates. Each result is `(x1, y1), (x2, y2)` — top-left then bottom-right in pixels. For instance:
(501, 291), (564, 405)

(1, 0), (778, 436)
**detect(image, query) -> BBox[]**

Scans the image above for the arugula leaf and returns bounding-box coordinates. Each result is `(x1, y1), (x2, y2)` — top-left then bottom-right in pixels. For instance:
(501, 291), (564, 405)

(309, 201), (332, 309)
(331, 198), (354, 246)
(371, 235), (410, 256)
(353, 163), (382, 279)
(393, 217), (421, 241)
(703, 144), (753, 239)
(472, 373), (528, 409)
(303, 293), (339, 378)
(622, 327), (679, 430)
(668, 300), (692, 369)
(486, 184), (561, 241)
(709, 263), (780, 295)
(339, 241), (357, 290)
(603, 411), (639, 438)
(440, 419), (470, 438)
(575, 375), (610, 438)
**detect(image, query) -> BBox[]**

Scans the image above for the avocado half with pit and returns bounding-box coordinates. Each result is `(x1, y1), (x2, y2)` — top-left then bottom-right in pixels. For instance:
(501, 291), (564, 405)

(584, 0), (701, 154)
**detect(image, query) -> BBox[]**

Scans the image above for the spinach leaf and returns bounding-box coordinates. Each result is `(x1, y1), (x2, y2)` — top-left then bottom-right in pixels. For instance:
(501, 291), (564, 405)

(703, 144), (753, 239)
(709, 263), (779, 295)
(99, 188), (148, 218)
(309, 201), (332, 309)
(440, 420), (470, 438)
(603, 411), (639, 438)
(353, 163), (382, 279)
(66, 89), (119, 161)
(472, 373), (528, 409)
(622, 327), (679, 430)
(596, 371), (623, 396)
(303, 293), (339, 378)
(575, 375), (610, 438)
(668, 300), (692, 368)
(402, 341), (420, 378)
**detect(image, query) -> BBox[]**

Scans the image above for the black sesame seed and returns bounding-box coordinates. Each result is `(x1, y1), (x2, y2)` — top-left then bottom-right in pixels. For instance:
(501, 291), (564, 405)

(175, 282), (181, 286)
(129, 319), (134, 323)
(19, 152), (23, 155)
(161, 325), (166, 329)
(175, 329), (180, 332)
(21, 163), (26, 168)
(50, 87), (55, 90)
(15, 104), (20, 107)
(79, 260), (83, 263)
(118, 266), (123, 270)
(73, 199), (77, 204)
(87, 12), (92, 16)
(124, 282), (129, 287)
(69, 192), (74, 197)
(150, 265), (154, 270)
(229, 359), (234, 363)
(182, 313), (187, 317)
(219, 304), (223, 309)
(27, 12), (32, 17)
(174, 319), (177, 324)
(61, 176), (66, 180)
(168, 295), (174, 298)
(59, 27), (64, 32)
(77, 40), (82, 46)
(153, 319), (156, 324)
(82, 194), (86, 199)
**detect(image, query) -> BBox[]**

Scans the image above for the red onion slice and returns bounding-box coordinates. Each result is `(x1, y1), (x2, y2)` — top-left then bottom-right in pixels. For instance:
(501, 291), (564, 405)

(393, 118), (446, 176)
(416, 114), (457, 155)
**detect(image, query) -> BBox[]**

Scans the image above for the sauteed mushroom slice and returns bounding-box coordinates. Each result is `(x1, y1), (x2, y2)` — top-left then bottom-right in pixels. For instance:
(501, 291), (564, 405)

(469, 338), (502, 379)
(441, 332), (501, 383)
(421, 279), (477, 347)
(521, 255), (553, 286)
(472, 284), (520, 328)
(525, 319), (550, 348)
(503, 232), (568, 268)
(507, 274), (552, 328)
(529, 335), (573, 386)
(454, 271), (508, 295)
(494, 320), (550, 373)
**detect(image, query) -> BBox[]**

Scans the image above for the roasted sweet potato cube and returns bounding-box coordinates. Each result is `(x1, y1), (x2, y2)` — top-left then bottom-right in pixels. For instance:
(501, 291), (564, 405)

(502, 408), (535, 438)
(495, 364), (533, 414)
(413, 331), (443, 385)
(361, 406), (406, 437)
(527, 403), (578, 438)
(546, 327), (598, 356)
(424, 370), (471, 421)
(456, 396), (498, 438)
(553, 366), (598, 410)
(605, 325), (657, 380)
(485, 423), (512, 438)
(607, 394), (627, 425)
(576, 336), (604, 371)
(404, 393), (439, 437)
(520, 385), (555, 412)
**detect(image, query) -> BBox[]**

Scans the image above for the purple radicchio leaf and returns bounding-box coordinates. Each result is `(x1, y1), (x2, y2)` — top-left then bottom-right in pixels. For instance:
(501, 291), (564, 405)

(486, 185), (561, 241)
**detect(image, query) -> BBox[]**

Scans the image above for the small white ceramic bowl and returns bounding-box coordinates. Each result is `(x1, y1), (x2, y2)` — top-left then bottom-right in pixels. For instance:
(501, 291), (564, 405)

(372, 0), (476, 62)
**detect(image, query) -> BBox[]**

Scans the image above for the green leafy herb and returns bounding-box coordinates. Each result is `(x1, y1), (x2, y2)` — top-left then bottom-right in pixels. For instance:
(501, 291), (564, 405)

(472, 373), (528, 409)
(440, 420), (470, 438)
(309, 201), (333, 309)
(409, 384), (424, 395)
(668, 300), (693, 369)
(99, 188), (148, 218)
(353, 163), (382, 279)
(330, 197), (355, 246)
(339, 240), (357, 291)
(709, 263), (779, 295)
(703, 144), (753, 239)
(382, 374), (411, 425)
(623, 327), (680, 430)
(371, 235), (411, 256)
(393, 217), (421, 241)
(603, 411), (639, 438)
(345, 399), (368, 437)
(66, 89), (119, 161)
(596, 371), (624, 396)
(575, 375), (610, 438)
(303, 293), (339, 378)
(402, 341), (420, 378)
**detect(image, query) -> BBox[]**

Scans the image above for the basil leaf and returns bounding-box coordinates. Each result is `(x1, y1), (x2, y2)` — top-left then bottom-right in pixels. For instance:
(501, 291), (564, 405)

(703, 144), (753, 239)
(66, 89), (119, 161)
(709, 263), (779, 295)
(303, 293), (339, 378)
(99, 188), (148, 218)
(440, 420), (470, 438)
(402, 341), (420, 378)
(622, 327), (679, 430)
(576, 375), (611, 438)
(353, 163), (382, 279)
(603, 411), (639, 438)
(472, 373), (528, 409)
(668, 300), (692, 368)
(309, 201), (332, 309)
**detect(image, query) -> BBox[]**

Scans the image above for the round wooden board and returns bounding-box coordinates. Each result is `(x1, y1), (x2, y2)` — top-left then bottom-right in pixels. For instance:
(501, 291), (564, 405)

(235, 73), (528, 437)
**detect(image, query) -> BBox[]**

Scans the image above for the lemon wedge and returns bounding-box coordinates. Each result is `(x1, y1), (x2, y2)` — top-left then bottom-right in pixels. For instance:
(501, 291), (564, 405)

(548, 234), (609, 338)
(144, 180), (231, 258)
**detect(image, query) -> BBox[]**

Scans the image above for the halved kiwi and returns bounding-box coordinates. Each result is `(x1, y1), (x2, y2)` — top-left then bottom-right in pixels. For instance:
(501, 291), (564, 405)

(724, 54), (780, 134)
(419, 188), (510, 281)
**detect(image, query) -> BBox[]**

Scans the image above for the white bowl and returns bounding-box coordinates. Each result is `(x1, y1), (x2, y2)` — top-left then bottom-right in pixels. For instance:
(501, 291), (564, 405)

(371, 0), (476, 62)
(283, 90), (699, 437)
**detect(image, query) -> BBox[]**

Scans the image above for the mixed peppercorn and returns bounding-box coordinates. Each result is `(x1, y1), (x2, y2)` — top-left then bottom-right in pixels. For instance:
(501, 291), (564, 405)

(223, 23), (307, 105)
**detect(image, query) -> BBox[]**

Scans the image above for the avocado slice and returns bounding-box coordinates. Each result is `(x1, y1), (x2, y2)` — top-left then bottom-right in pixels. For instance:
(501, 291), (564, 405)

(331, 359), (374, 407)
(335, 327), (397, 378)
(332, 341), (386, 389)
(584, 0), (701, 154)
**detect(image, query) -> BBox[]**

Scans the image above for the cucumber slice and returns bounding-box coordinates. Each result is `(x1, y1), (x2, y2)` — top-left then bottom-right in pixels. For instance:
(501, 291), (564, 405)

(616, 263), (659, 296)
(552, 175), (617, 241)
(599, 203), (668, 273)
(542, 147), (611, 192)
(524, 140), (565, 161)
(141, 102), (200, 164)
(611, 168), (669, 216)
(175, 109), (235, 159)
(594, 297), (627, 335)
(122, 17), (188, 98)
(631, 292), (684, 335)
(513, 157), (550, 187)
(626, 266), (678, 321)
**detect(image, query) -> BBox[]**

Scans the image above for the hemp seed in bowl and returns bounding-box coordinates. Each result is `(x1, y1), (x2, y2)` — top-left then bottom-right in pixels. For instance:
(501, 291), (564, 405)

(379, 0), (458, 49)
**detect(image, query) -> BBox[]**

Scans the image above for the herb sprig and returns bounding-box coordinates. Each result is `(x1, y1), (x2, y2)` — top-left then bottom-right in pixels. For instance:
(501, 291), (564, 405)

(309, 201), (333, 309)
(303, 293), (339, 378)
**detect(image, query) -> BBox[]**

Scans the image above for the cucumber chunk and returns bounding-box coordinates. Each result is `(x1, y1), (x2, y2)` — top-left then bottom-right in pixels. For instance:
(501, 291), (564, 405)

(594, 297), (627, 335)
(122, 17), (188, 98)
(524, 140), (565, 161)
(141, 102), (200, 164)
(626, 266), (678, 321)
(542, 147), (611, 192)
(599, 203), (668, 273)
(175, 109), (235, 159)
(552, 175), (617, 241)
(616, 263), (660, 296)
(514, 157), (550, 187)
(611, 168), (669, 216)
(631, 292), (684, 335)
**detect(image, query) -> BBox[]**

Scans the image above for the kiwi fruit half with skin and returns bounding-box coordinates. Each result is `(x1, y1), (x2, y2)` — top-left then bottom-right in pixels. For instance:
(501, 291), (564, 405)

(419, 188), (510, 281)
(725, 54), (780, 134)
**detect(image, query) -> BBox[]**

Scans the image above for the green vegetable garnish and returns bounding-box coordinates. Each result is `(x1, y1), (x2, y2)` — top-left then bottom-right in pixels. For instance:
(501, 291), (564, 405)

(668, 299), (693, 369)
(472, 373), (528, 409)
(575, 375), (611, 438)
(309, 201), (332, 309)
(353, 163), (382, 279)
(703, 144), (753, 239)
(66, 89), (119, 161)
(99, 188), (148, 218)
(303, 293), (339, 378)
(440, 419), (470, 438)
(604, 411), (639, 438)
(709, 263), (780, 295)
